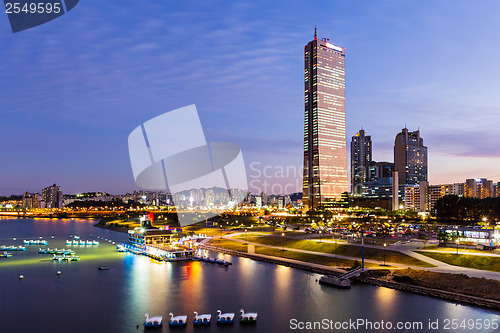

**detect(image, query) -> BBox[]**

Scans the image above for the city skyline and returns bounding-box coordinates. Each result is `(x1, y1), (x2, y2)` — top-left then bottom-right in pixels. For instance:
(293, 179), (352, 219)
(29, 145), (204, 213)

(2, 1), (500, 195)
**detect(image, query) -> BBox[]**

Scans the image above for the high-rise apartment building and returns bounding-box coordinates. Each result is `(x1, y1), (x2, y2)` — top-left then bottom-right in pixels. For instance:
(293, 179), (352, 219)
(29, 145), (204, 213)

(42, 184), (63, 208)
(351, 129), (372, 195)
(394, 128), (428, 185)
(22, 192), (42, 209)
(465, 178), (495, 199)
(303, 28), (347, 208)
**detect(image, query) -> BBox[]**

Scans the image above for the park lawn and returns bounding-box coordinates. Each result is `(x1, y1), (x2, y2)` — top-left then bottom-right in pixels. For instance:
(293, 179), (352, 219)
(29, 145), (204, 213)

(416, 252), (500, 272)
(236, 235), (435, 267)
(254, 246), (379, 269)
(421, 246), (499, 255)
(208, 238), (248, 252)
(183, 226), (233, 237)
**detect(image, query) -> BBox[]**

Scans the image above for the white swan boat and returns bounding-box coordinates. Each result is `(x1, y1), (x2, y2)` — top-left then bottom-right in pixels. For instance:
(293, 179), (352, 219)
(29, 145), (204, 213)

(168, 312), (187, 326)
(193, 311), (211, 325)
(240, 309), (257, 323)
(143, 313), (162, 328)
(216, 310), (235, 324)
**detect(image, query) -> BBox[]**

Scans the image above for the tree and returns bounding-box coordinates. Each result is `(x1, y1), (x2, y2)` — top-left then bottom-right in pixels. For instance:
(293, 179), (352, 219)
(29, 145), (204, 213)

(437, 231), (450, 244)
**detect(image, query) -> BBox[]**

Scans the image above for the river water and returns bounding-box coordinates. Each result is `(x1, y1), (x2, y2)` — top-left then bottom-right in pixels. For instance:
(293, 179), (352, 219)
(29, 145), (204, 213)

(0, 218), (498, 333)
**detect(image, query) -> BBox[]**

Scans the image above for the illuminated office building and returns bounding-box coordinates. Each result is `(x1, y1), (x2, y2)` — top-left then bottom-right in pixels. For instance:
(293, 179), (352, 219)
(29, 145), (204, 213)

(351, 129), (372, 195)
(394, 128), (428, 185)
(303, 28), (347, 208)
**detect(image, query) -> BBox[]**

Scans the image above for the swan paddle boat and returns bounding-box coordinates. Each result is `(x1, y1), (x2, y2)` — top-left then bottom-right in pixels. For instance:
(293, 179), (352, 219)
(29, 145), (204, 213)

(143, 313), (163, 328)
(216, 310), (235, 324)
(239, 309), (257, 324)
(193, 311), (211, 325)
(168, 312), (187, 327)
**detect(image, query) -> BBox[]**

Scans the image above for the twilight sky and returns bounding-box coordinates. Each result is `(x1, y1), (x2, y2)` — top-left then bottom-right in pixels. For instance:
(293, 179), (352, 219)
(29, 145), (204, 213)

(1, 0), (500, 195)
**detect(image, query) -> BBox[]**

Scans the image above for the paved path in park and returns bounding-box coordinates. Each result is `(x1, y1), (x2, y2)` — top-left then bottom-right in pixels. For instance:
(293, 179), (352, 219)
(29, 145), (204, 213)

(223, 232), (500, 281)
(400, 249), (500, 280)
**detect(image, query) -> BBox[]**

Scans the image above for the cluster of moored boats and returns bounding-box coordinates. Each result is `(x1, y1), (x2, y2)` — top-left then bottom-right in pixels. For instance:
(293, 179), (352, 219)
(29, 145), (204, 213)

(0, 245), (26, 258)
(193, 255), (232, 266)
(38, 248), (74, 255)
(52, 254), (80, 261)
(0, 245), (26, 251)
(38, 248), (80, 261)
(143, 309), (257, 328)
(65, 240), (99, 246)
(23, 239), (48, 245)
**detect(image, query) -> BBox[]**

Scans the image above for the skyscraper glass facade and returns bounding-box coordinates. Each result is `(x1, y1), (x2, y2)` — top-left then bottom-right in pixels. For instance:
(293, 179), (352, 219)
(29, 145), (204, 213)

(303, 31), (347, 208)
(394, 128), (428, 185)
(351, 129), (372, 195)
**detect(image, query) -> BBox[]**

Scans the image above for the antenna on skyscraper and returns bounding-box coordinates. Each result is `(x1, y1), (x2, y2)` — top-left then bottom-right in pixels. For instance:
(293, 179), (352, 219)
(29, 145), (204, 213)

(314, 26), (317, 40)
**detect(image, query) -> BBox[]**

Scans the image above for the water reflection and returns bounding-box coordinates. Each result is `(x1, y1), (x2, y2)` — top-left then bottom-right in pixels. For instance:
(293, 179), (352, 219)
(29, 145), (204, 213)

(0, 218), (498, 333)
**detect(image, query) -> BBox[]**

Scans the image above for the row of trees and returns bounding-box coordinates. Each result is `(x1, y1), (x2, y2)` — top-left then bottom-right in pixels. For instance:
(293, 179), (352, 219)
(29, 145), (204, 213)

(434, 195), (500, 223)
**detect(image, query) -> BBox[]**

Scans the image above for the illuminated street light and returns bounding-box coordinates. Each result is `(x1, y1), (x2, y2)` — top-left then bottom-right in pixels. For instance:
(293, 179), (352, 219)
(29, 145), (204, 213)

(281, 232), (285, 250)
(383, 243), (387, 266)
(244, 228), (247, 245)
(456, 239), (459, 255)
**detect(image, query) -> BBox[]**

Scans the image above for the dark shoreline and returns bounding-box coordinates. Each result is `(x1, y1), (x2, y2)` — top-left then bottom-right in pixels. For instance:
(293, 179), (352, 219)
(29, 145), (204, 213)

(200, 243), (500, 312)
(93, 222), (129, 233)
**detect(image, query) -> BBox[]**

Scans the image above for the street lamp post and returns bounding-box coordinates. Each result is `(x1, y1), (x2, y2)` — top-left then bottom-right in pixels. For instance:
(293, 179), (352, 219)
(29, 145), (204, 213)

(244, 229), (247, 245)
(319, 230), (322, 242)
(361, 231), (365, 270)
(456, 239), (459, 255)
(383, 243), (387, 266)
(281, 232), (285, 250)
(334, 235), (337, 258)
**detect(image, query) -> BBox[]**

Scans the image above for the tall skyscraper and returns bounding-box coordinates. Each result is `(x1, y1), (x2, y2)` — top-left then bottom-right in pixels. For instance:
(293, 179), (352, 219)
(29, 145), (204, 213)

(351, 129), (372, 195)
(303, 28), (347, 208)
(394, 128), (428, 185)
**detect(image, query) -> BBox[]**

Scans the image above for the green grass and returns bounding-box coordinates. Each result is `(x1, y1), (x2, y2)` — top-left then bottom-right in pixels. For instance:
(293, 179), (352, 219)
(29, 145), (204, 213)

(208, 238), (248, 252)
(236, 234), (435, 267)
(416, 252), (500, 272)
(421, 246), (499, 254)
